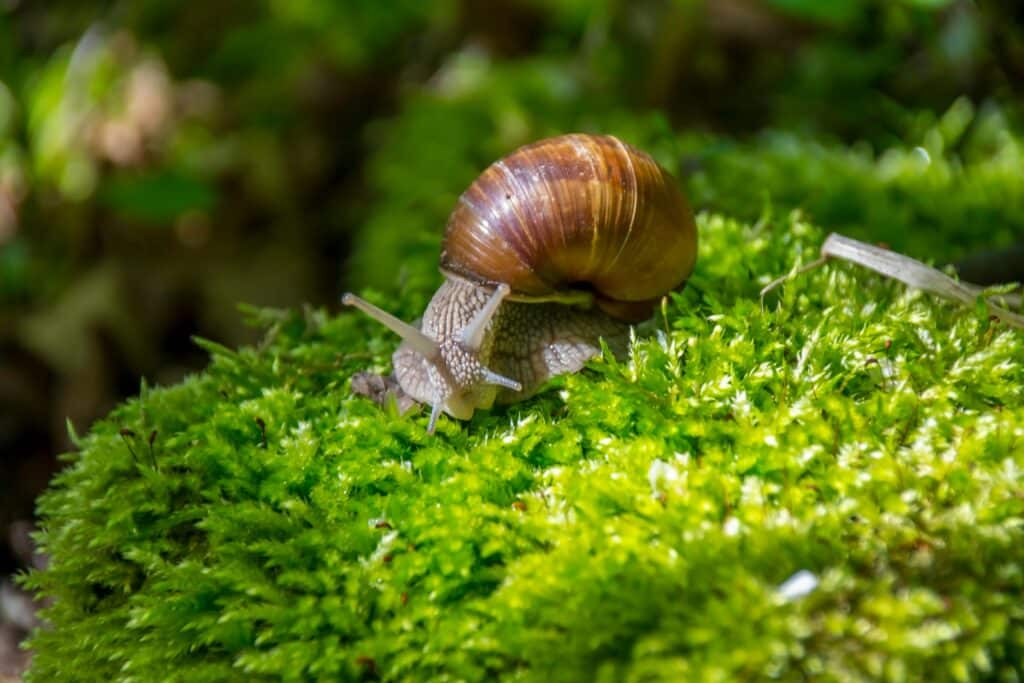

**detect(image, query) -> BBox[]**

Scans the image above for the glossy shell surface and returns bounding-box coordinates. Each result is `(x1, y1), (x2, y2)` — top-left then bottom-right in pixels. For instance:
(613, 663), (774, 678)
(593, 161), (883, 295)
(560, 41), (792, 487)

(440, 133), (697, 319)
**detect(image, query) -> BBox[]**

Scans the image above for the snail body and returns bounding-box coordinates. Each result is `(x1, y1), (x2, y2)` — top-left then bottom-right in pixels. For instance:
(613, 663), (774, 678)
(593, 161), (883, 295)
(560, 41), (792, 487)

(344, 134), (697, 432)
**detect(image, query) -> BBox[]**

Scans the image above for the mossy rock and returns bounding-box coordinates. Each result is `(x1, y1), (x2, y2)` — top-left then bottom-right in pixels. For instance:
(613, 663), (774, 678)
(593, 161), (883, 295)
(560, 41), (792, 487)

(23, 211), (1024, 681)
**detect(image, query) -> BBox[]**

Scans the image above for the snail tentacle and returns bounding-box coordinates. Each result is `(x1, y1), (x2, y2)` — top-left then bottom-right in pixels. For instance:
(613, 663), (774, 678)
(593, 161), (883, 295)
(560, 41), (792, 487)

(427, 400), (443, 434)
(480, 368), (522, 392)
(461, 283), (510, 350)
(342, 293), (439, 360)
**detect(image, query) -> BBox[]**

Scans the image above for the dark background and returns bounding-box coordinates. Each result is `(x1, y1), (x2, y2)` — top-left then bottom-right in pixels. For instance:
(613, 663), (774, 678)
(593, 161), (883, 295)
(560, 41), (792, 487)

(2, 0), (1023, 676)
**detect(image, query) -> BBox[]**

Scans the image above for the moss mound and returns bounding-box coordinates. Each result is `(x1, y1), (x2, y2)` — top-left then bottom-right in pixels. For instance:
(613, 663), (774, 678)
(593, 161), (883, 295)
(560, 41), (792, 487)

(23, 204), (1024, 680)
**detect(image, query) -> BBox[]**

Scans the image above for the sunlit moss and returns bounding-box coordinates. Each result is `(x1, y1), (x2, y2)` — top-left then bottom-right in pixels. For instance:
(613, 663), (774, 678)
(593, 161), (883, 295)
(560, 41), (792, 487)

(24, 209), (1024, 681)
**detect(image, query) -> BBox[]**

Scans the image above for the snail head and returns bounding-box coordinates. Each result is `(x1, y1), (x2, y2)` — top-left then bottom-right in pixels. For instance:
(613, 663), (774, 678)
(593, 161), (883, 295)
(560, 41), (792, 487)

(342, 282), (521, 433)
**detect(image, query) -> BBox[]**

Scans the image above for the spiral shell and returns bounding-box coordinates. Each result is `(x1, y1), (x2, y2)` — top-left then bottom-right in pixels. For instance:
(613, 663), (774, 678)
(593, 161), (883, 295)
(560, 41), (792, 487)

(440, 133), (697, 321)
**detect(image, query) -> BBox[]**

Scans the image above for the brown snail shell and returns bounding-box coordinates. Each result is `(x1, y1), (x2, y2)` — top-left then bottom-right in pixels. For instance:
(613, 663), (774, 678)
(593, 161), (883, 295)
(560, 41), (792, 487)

(441, 133), (697, 321)
(343, 133), (698, 432)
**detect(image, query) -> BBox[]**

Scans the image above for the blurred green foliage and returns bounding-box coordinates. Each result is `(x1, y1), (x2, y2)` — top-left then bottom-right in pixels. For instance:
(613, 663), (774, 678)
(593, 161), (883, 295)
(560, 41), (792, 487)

(686, 99), (1024, 261)
(2, 0), (1022, 308)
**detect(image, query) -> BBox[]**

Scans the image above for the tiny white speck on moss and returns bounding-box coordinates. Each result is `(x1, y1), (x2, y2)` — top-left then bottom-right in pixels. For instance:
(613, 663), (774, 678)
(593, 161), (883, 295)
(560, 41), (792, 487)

(648, 459), (680, 496)
(367, 530), (398, 564)
(723, 517), (741, 536)
(778, 570), (819, 601)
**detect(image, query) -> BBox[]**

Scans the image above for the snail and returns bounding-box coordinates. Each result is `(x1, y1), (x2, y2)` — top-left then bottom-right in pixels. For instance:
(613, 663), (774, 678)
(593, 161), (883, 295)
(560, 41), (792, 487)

(343, 133), (697, 432)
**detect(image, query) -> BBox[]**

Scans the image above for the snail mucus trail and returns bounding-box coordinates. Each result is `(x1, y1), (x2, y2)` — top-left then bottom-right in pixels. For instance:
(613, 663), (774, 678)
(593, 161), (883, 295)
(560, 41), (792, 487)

(344, 134), (698, 433)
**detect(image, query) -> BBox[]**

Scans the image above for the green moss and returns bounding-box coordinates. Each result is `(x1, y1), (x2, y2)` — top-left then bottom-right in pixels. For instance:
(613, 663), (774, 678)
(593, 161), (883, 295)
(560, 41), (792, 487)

(685, 99), (1024, 263)
(23, 207), (1024, 681)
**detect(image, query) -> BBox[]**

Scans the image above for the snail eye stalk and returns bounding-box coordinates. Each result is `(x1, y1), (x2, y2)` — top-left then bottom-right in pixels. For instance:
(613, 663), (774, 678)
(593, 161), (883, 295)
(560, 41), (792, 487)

(342, 293), (441, 360)
(460, 284), (510, 351)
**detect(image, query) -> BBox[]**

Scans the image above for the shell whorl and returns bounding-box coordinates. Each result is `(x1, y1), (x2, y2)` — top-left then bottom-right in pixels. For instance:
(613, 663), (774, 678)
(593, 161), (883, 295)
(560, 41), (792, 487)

(440, 133), (697, 320)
